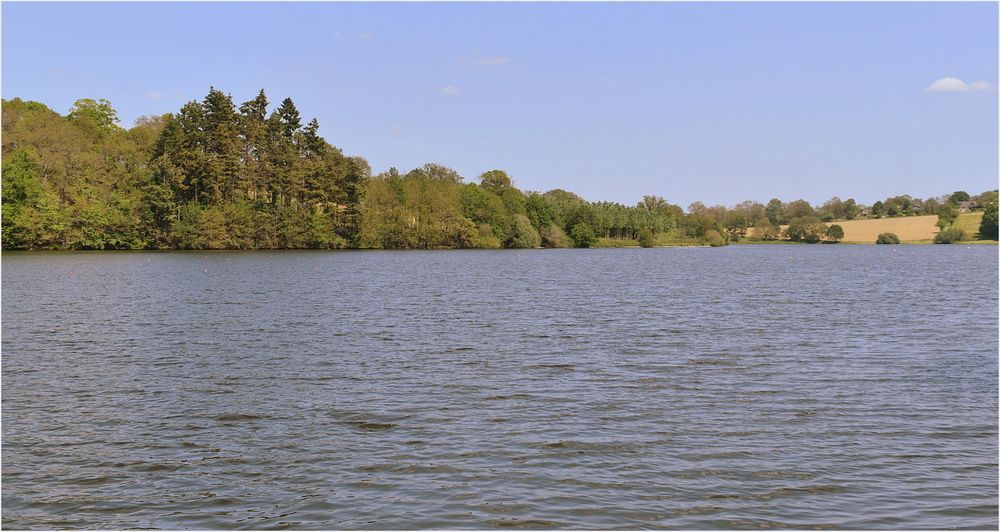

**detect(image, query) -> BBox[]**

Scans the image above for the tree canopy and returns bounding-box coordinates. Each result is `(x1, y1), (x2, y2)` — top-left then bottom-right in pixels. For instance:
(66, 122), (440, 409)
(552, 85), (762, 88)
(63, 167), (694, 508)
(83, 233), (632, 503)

(1, 91), (994, 250)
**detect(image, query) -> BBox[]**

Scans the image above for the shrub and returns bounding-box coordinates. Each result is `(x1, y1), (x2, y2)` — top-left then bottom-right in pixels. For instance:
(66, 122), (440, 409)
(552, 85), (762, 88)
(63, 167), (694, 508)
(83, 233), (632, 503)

(472, 224), (502, 248)
(570, 222), (597, 248)
(705, 229), (726, 247)
(594, 237), (639, 248)
(638, 228), (655, 248)
(539, 223), (570, 248)
(506, 214), (541, 248)
(934, 226), (966, 244)
(875, 232), (900, 244)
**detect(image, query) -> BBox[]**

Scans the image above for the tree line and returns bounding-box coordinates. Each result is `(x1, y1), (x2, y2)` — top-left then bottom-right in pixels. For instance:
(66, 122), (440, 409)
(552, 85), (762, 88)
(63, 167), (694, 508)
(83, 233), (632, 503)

(2, 90), (997, 250)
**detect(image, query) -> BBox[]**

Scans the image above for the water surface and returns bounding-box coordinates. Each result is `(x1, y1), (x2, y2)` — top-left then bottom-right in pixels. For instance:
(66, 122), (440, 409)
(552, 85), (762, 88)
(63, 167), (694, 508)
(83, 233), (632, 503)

(3, 246), (997, 529)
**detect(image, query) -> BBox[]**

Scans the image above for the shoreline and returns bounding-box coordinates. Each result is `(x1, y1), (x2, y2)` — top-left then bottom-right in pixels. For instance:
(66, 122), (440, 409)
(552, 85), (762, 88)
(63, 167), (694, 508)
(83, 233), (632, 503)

(4, 240), (997, 252)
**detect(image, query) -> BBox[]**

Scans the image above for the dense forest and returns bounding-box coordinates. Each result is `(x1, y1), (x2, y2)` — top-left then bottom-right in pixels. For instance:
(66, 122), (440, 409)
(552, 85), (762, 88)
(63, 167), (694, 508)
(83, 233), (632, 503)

(2, 89), (998, 250)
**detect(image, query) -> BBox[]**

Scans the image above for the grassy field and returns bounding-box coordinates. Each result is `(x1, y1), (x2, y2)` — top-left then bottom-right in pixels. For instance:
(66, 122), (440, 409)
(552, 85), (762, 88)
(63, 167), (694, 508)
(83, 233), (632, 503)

(952, 212), (984, 240)
(832, 215), (940, 243)
(748, 215), (940, 243)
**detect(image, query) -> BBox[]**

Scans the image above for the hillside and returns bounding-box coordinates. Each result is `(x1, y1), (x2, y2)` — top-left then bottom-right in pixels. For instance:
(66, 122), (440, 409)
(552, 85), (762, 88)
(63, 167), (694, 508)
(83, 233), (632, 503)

(831, 215), (940, 243)
(952, 212), (985, 240)
(747, 215), (941, 243)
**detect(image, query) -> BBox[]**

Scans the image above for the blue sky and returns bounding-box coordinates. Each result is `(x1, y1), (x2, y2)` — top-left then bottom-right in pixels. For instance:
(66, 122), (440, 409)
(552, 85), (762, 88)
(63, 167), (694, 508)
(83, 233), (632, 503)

(3, 2), (997, 206)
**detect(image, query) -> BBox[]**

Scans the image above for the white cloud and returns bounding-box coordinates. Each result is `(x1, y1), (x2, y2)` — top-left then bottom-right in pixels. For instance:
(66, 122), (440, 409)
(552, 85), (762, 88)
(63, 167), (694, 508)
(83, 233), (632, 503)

(440, 85), (460, 95)
(333, 31), (374, 41)
(927, 77), (994, 92)
(144, 92), (162, 101)
(462, 55), (510, 66)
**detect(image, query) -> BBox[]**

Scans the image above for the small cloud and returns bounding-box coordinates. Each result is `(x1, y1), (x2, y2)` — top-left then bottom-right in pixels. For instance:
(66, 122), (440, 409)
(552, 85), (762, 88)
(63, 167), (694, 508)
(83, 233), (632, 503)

(927, 77), (994, 92)
(144, 92), (162, 101)
(440, 85), (460, 95)
(333, 31), (374, 41)
(461, 55), (510, 66)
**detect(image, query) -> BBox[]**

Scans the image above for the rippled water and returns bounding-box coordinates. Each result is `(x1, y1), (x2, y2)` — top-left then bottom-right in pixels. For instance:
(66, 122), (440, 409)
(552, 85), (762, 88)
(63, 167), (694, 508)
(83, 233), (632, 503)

(2, 246), (997, 529)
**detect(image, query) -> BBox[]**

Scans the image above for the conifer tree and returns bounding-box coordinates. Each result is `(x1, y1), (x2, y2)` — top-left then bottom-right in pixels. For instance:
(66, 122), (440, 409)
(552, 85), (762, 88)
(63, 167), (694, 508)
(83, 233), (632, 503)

(277, 97), (301, 138)
(202, 88), (241, 202)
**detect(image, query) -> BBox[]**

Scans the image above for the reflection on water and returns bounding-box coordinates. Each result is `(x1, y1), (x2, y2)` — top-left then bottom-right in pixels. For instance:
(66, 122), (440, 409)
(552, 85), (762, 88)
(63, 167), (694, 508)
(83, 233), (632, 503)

(2, 246), (997, 529)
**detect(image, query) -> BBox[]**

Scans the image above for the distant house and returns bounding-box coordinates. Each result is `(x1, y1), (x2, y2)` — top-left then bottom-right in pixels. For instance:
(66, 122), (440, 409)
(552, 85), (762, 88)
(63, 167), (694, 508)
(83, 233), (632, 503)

(957, 200), (978, 213)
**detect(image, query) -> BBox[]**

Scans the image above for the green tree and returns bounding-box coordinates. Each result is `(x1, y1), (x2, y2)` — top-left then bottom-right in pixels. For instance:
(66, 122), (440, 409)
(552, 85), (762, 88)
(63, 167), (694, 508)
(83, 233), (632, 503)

(570, 222), (596, 248)
(784, 199), (816, 220)
(202, 87), (241, 202)
(637, 228), (655, 248)
(979, 202), (998, 240)
(948, 191), (970, 205)
(784, 216), (827, 242)
(937, 203), (957, 229)
(507, 214), (541, 248)
(277, 97), (302, 138)
(479, 169), (512, 195)
(751, 218), (780, 241)
(68, 98), (119, 131)
(825, 224), (844, 242)
(765, 198), (784, 226)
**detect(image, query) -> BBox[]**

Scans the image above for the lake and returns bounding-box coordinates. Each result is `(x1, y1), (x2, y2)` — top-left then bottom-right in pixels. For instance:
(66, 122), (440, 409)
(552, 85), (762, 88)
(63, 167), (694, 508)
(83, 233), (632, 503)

(2, 245), (997, 529)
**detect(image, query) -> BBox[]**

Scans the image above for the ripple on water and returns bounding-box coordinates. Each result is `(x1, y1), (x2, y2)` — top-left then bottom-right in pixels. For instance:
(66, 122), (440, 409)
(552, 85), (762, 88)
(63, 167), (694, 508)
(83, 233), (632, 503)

(1, 247), (997, 529)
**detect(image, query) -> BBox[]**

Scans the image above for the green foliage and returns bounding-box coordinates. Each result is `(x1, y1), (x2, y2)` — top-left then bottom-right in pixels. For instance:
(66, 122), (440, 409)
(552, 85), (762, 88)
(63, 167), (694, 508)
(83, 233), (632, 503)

(472, 224), (502, 248)
(637, 228), (655, 248)
(974, 190), (998, 206)
(751, 218), (779, 241)
(979, 202), (998, 240)
(570, 222), (597, 248)
(824, 224), (844, 242)
(507, 214), (541, 248)
(765, 198), (784, 226)
(784, 199), (815, 220)
(875, 232), (900, 244)
(539, 223), (570, 248)
(2, 147), (57, 248)
(3, 92), (996, 252)
(934, 226), (966, 244)
(948, 191), (970, 205)
(594, 237), (639, 248)
(817, 197), (860, 221)
(937, 203), (957, 229)
(479, 169), (512, 195)
(883, 195), (916, 217)
(68, 98), (119, 131)
(784, 216), (827, 242)
(705, 229), (726, 247)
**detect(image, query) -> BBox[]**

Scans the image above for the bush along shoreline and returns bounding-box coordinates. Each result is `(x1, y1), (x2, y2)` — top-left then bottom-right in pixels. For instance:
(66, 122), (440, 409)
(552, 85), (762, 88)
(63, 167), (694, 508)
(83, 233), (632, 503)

(3, 90), (998, 250)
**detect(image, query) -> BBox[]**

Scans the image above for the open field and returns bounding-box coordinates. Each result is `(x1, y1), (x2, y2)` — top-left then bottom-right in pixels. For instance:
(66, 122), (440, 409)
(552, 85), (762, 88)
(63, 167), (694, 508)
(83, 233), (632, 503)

(953, 212), (984, 240)
(749, 215), (940, 243)
(832, 215), (940, 242)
